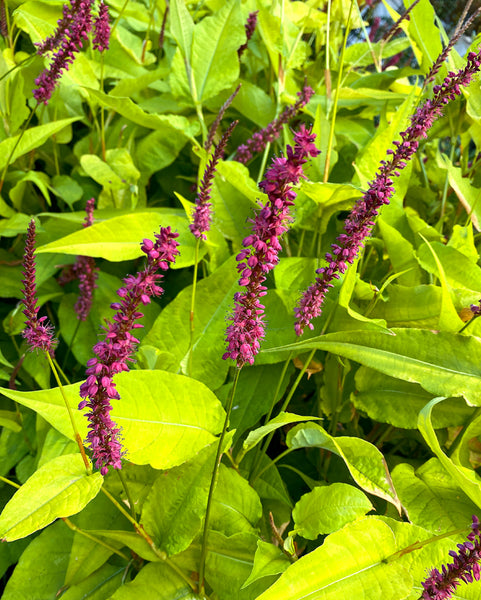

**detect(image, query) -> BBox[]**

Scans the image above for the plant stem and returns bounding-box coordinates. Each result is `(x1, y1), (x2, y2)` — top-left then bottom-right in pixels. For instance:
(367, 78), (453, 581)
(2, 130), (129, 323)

(62, 517), (130, 561)
(46, 351), (91, 473)
(251, 448), (294, 482)
(323, 0), (354, 182)
(117, 469), (137, 521)
(250, 349), (316, 483)
(244, 354), (292, 473)
(198, 367), (241, 596)
(0, 475), (20, 488)
(99, 54), (106, 161)
(62, 319), (81, 370)
(187, 238), (201, 376)
(110, 0), (130, 38)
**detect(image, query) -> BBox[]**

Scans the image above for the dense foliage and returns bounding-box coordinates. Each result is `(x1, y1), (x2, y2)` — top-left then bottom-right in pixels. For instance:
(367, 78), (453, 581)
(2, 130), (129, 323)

(0, 0), (481, 598)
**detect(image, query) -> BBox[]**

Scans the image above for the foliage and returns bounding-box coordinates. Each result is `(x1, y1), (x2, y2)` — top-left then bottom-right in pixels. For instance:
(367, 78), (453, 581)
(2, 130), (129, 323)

(0, 0), (481, 599)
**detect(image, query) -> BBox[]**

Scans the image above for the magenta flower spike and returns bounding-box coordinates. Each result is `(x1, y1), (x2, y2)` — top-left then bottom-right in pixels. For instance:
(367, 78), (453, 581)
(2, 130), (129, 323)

(58, 198), (99, 321)
(237, 10), (259, 59)
(190, 120), (238, 240)
(79, 227), (180, 475)
(223, 126), (320, 367)
(21, 220), (57, 355)
(421, 516), (481, 599)
(33, 0), (94, 104)
(234, 86), (315, 164)
(294, 48), (481, 336)
(93, 1), (110, 52)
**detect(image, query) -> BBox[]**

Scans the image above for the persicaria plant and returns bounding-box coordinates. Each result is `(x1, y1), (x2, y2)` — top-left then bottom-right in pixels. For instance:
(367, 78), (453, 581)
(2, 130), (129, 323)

(0, 1), (481, 599)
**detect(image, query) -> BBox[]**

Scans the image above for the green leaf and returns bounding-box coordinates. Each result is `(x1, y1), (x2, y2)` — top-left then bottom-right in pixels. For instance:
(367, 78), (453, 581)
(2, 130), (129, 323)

(140, 256), (238, 389)
(392, 459), (481, 534)
(418, 397), (481, 511)
(0, 454), (103, 541)
(110, 561), (198, 600)
(240, 412), (321, 459)
(353, 366), (473, 429)
(36, 211), (199, 267)
(377, 217), (423, 286)
(242, 541), (290, 589)
(13, 1), (60, 42)
(287, 423), (400, 510)
(292, 483), (373, 539)
(2, 520), (75, 600)
(438, 154), (481, 231)
(0, 118), (79, 171)
(57, 564), (125, 600)
(0, 370), (226, 470)
(140, 443), (217, 556)
(211, 465), (262, 536)
(255, 518), (411, 600)
(170, 0), (194, 59)
(191, 0), (244, 103)
(86, 529), (161, 563)
(263, 328), (481, 406)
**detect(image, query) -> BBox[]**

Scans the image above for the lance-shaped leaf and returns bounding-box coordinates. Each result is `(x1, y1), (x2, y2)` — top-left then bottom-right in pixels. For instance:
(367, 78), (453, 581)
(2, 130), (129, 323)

(418, 397), (481, 510)
(0, 454), (102, 541)
(286, 423), (401, 510)
(263, 329), (481, 406)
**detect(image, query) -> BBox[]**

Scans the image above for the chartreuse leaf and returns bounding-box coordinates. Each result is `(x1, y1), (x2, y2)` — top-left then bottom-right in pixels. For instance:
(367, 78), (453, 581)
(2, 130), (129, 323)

(439, 155), (481, 231)
(292, 483), (373, 539)
(2, 520), (75, 600)
(211, 465), (262, 536)
(0, 118), (79, 170)
(170, 0), (194, 59)
(86, 529), (161, 563)
(352, 366), (473, 429)
(263, 329), (481, 406)
(140, 442), (218, 556)
(191, 0), (244, 103)
(0, 370), (225, 470)
(140, 256), (238, 389)
(418, 397), (481, 510)
(36, 211), (200, 268)
(286, 423), (400, 510)
(242, 541), (290, 589)
(416, 236), (463, 332)
(110, 561), (198, 600)
(255, 518), (411, 600)
(392, 459), (481, 534)
(0, 454), (103, 541)
(238, 412), (321, 462)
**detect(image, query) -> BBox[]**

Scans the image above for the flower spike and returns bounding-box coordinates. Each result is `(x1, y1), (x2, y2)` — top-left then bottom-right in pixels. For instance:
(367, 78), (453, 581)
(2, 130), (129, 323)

(224, 126), (320, 367)
(21, 220), (57, 355)
(294, 47), (481, 336)
(79, 227), (180, 475)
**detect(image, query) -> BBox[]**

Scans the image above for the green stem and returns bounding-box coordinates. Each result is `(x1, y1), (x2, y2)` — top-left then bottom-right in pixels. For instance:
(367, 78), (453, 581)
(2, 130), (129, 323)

(323, 0), (354, 183)
(251, 448), (294, 482)
(99, 54), (106, 161)
(110, 0), (130, 38)
(0, 475), (20, 488)
(385, 524), (473, 564)
(250, 349), (316, 484)
(244, 354), (292, 472)
(0, 104), (37, 195)
(187, 238), (201, 377)
(62, 318), (81, 371)
(458, 314), (480, 334)
(117, 469), (137, 521)
(62, 517), (130, 561)
(46, 352), (91, 473)
(448, 406), (481, 457)
(198, 367), (242, 596)
(53, 358), (70, 385)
